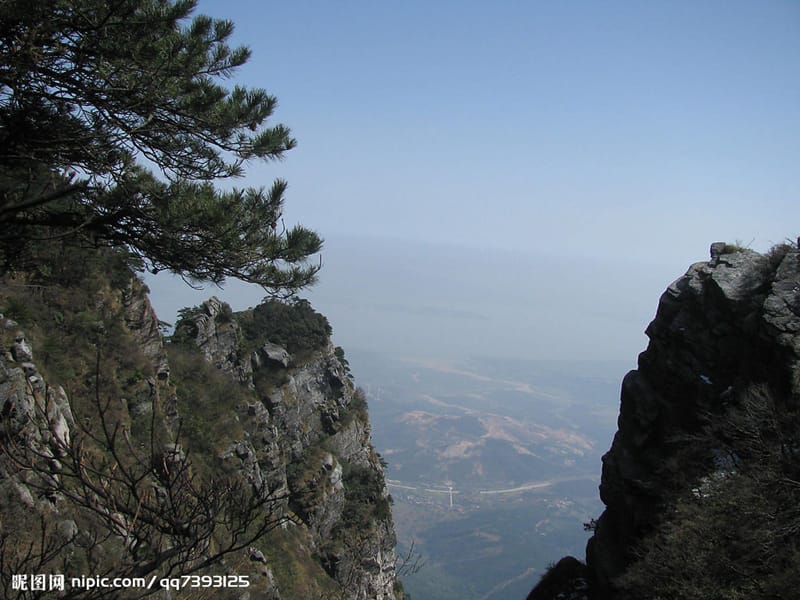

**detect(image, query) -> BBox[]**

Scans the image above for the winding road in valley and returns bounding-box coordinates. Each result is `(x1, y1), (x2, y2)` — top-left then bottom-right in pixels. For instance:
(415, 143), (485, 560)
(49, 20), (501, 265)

(386, 474), (598, 497)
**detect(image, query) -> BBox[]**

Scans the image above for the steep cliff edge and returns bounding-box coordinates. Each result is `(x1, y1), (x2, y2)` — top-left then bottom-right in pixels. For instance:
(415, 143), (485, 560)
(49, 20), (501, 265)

(172, 296), (399, 599)
(528, 241), (800, 599)
(0, 245), (400, 600)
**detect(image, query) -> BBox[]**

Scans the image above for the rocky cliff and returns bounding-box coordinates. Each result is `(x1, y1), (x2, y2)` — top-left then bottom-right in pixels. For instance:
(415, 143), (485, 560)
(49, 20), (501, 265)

(0, 245), (400, 600)
(172, 296), (399, 600)
(528, 241), (800, 599)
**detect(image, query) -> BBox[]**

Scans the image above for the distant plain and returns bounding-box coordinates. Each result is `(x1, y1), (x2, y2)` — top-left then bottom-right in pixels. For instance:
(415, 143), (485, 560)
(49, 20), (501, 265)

(349, 350), (626, 600)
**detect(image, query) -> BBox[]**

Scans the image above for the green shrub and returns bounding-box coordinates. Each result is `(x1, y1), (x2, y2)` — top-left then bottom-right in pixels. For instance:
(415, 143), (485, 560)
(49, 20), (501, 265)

(167, 344), (250, 461)
(286, 444), (330, 521)
(339, 460), (392, 529)
(169, 305), (206, 345)
(339, 387), (369, 428)
(236, 298), (332, 357)
(334, 346), (352, 379)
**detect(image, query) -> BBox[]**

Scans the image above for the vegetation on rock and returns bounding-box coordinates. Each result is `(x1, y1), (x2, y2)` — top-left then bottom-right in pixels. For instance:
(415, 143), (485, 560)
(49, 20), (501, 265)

(236, 298), (333, 357)
(616, 384), (800, 600)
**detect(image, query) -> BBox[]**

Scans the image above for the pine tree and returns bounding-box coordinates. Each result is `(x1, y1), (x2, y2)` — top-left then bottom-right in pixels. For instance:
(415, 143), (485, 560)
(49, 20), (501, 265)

(0, 0), (322, 293)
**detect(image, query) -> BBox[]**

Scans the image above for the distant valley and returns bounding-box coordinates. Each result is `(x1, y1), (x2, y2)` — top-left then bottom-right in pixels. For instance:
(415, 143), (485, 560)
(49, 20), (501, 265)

(347, 351), (628, 600)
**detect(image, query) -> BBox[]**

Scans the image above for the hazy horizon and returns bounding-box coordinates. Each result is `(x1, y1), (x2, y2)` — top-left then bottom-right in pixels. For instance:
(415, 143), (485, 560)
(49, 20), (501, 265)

(148, 0), (797, 365)
(148, 232), (725, 365)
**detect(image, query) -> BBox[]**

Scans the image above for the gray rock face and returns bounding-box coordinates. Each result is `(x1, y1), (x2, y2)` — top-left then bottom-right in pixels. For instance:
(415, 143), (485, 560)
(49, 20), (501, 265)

(264, 344), (398, 599)
(123, 278), (170, 379)
(585, 243), (800, 596)
(256, 342), (291, 368)
(709, 241), (727, 261)
(11, 333), (33, 362)
(222, 439), (267, 494)
(178, 296), (256, 386)
(184, 297), (399, 600)
(0, 320), (74, 448)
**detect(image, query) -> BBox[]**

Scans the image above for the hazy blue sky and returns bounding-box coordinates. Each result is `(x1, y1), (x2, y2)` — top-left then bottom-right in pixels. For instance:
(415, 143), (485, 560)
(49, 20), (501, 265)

(148, 1), (799, 363)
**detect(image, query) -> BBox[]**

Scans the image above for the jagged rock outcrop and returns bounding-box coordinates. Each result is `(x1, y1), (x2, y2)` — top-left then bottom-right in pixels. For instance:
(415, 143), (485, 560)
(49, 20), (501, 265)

(588, 243), (799, 595)
(123, 278), (170, 380)
(179, 296), (255, 385)
(0, 316), (74, 448)
(174, 297), (400, 600)
(528, 241), (800, 599)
